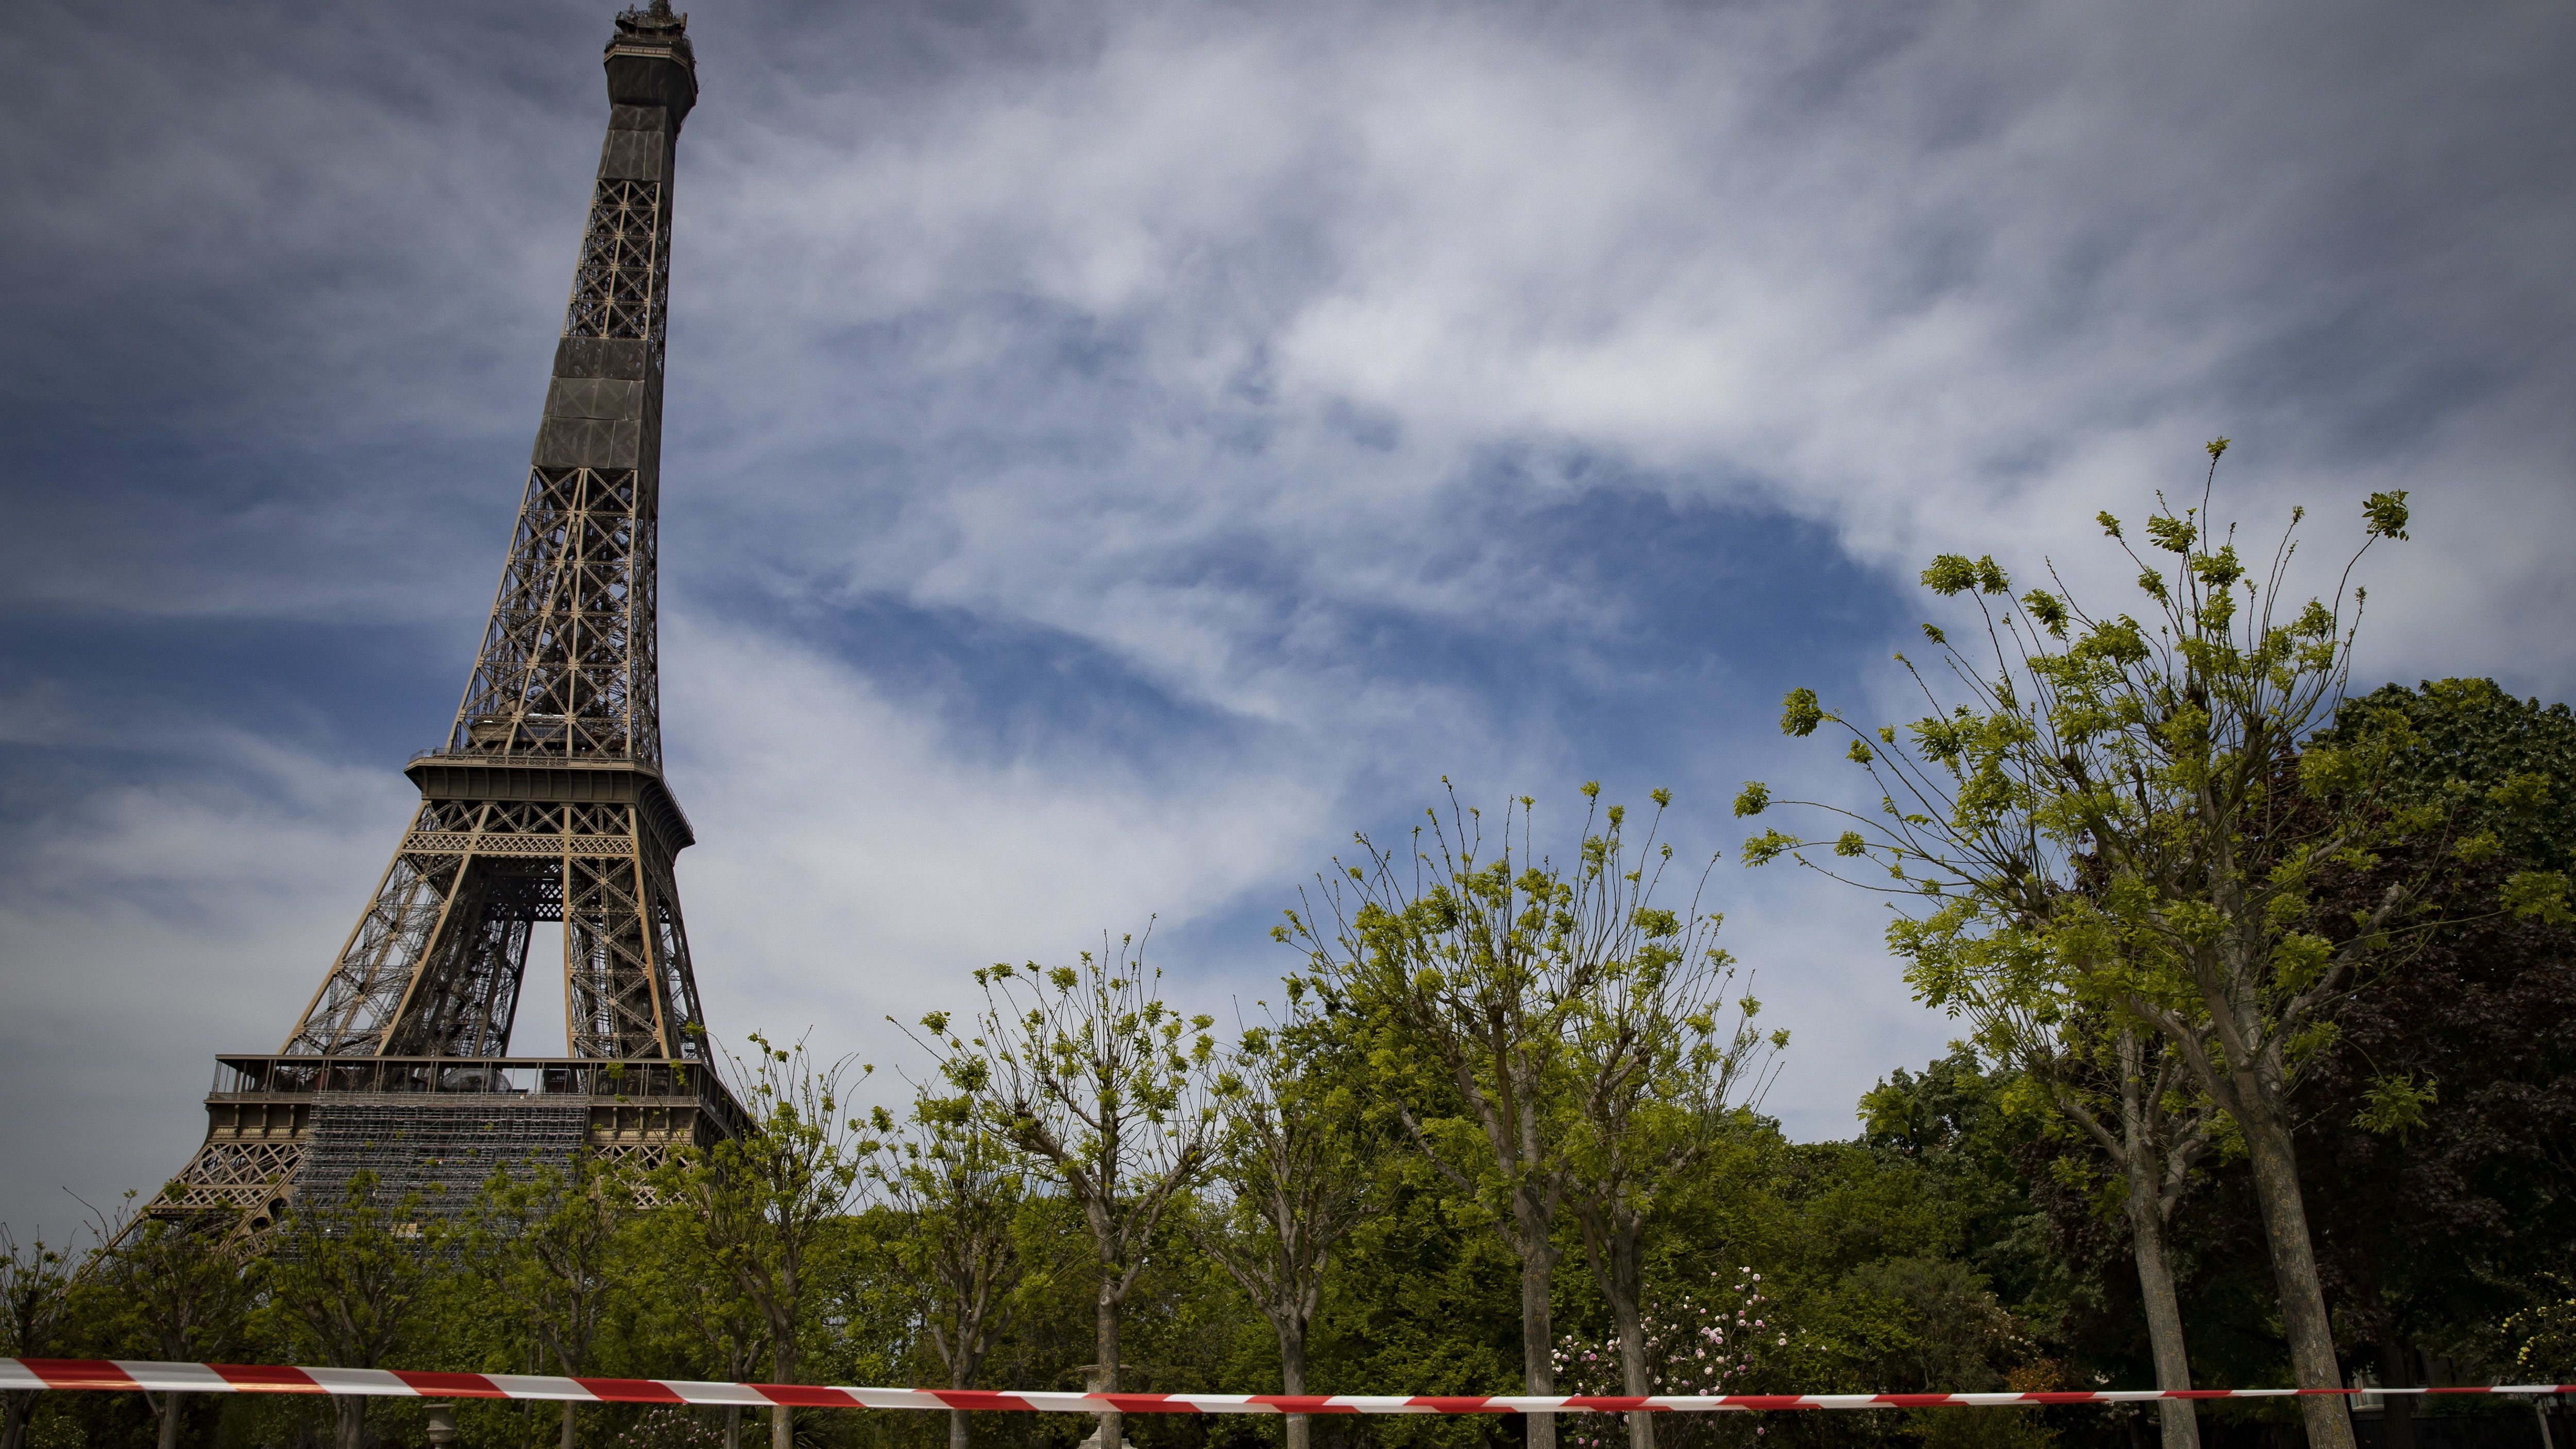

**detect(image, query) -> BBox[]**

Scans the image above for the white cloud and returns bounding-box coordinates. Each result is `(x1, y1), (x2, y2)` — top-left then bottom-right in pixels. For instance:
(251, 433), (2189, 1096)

(0, 712), (413, 1236)
(586, 0), (2576, 773)
(663, 615), (1343, 1072)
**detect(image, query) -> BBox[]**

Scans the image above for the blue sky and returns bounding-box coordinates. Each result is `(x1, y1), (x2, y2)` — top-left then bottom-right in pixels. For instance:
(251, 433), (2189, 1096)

(3, 0), (2571, 1241)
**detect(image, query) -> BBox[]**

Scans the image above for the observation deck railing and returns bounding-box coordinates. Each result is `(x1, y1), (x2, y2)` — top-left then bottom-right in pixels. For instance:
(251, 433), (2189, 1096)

(210, 1054), (750, 1141)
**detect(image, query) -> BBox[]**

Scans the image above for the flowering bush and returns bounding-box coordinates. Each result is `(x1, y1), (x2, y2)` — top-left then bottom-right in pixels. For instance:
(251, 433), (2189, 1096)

(1552, 1268), (1789, 1447)
(613, 1406), (726, 1447)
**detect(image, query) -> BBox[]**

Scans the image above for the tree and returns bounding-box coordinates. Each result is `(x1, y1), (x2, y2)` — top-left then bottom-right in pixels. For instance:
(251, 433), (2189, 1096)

(2502, 1275), (2576, 1380)
(2276, 680), (2576, 1449)
(1886, 925), (2218, 1449)
(264, 1172), (444, 1449)
(930, 932), (1222, 1449)
(624, 1199), (771, 1449)
(0, 1223), (83, 1449)
(1731, 448), (2549, 1449)
(2049, 1023), (2215, 1449)
(655, 1034), (874, 1449)
(90, 1201), (257, 1449)
(1553, 805), (1783, 1449)
(1844, 1257), (2055, 1449)
(1287, 785), (1680, 1449)
(866, 1087), (1029, 1449)
(467, 1155), (626, 1449)
(1187, 980), (1379, 1449)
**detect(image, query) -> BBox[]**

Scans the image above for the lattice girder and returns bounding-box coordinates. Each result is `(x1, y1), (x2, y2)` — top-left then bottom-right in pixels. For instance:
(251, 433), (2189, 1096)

(158, 1139), (304, 1216)
(451, 466), (659, 765)
(281, 792), (706, 1060)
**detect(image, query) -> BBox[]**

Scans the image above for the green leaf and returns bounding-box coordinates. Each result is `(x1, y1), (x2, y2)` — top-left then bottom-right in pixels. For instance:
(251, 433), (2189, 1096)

(2363, 490), (2411, 541)
(1781, 689), (1825, 737)
(2353, 1074), (2437, 1140)
(2503, 870), (2572, 924)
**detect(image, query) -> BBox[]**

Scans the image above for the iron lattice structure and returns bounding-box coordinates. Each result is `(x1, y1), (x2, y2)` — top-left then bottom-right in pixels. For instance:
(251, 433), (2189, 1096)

(157, 3), (739, 1230)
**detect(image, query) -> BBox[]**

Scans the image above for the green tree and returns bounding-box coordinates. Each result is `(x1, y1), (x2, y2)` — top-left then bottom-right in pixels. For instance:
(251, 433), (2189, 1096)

(1883, 931), (2217, 1449)
(1187, 979), (1379, 1449)
(2274, 679), (2576, 1448)
(865, 1087), (1029, 1449)
(466, 1155), (627, 1449)
(1732, 448), (2544, 1449)
(2502, 1275), (2576, 1380)
(1287, 785), (1686, 1449)
(2338, 677), (2576, 877)
(0, 1224), (83, 1449)
(263, 1172), (444, 1449)
(936, 932), (1222, 1449)
(655, 1034), (874, 1449)
(89, 1201), (258, 1449)
(621, 1200), (770, 1449)
(1303, 1164), (1522, 1449)
(1553, 799), (1783, 1449)
(1846, 1257), (2055, 1449)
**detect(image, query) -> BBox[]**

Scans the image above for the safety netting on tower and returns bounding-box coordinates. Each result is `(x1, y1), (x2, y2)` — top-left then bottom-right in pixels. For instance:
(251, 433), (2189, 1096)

(292, 1098), (590, 1218)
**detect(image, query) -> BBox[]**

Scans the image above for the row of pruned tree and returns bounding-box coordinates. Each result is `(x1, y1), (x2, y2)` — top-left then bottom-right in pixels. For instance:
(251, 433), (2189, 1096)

(900, 780), (1788, 1449)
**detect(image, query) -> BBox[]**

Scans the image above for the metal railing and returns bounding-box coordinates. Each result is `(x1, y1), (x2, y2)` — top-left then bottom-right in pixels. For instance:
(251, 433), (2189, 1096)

(210, 1055), (749, 1139)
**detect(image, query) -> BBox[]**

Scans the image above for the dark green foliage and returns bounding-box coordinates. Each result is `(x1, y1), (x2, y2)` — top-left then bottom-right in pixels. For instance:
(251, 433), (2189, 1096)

(2274, 681), (2576, 1380)
(1310, 1169), (1524, 1449)
(2332, 679), (2576, 874)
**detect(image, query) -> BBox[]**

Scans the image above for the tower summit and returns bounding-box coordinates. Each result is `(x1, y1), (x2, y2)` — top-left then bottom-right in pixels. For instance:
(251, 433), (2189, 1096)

(158, 4), (742, 1227)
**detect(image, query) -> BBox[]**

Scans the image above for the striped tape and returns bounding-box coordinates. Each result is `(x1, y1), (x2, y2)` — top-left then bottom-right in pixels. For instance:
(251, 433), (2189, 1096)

(3, 1361), (2570, 1412)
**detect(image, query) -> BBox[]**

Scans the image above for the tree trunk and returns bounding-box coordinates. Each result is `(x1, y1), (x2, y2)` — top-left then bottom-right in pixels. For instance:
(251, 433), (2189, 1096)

(2376, 1325), (2417, 1449)
(561, 1399), (580, 1449)
(1093, 1282), (1123, 1449)
(773, 1337), (800, 1449)
(1280, 1318), (1313, 1449)
(2, 1394), (31, 1449)
(2237, 1101), (2354, 1449)
(948, 1336), (985, 1449)
(334, 1396), (365, 1449)
(1592, 1220), (1655, 1449)
(724, 1403), (742, 1449)
(1521, 1242), (1558, 1449)
(156, 1393), (183, 1449)
(2122, 1153), (2200, 1449)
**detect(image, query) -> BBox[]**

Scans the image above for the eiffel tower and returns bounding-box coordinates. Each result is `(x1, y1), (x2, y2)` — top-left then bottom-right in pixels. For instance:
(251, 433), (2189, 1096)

(155, 1), (744, 1229)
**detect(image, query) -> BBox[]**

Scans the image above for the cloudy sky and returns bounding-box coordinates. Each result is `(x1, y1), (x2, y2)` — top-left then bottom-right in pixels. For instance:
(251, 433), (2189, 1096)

(3, 0), (2570, 1241)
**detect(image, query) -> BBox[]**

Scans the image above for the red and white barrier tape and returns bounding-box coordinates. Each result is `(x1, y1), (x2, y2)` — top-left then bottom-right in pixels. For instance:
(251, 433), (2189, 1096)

(5, 1361), (2571, 1413)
